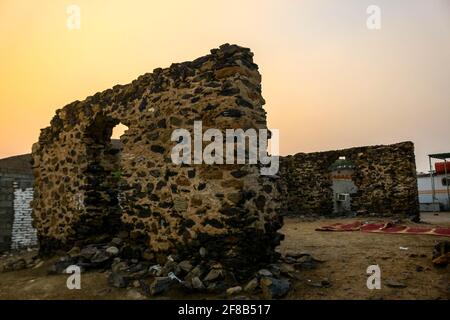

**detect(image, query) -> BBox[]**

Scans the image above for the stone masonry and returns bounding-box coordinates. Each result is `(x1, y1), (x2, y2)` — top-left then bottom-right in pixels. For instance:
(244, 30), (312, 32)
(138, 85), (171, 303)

(31, 44), (283, 278)
(280, 141), (420, 220)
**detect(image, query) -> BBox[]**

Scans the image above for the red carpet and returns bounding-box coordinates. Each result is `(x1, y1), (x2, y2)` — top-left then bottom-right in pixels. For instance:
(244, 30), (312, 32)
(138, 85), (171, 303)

(316, 221), (450, 237)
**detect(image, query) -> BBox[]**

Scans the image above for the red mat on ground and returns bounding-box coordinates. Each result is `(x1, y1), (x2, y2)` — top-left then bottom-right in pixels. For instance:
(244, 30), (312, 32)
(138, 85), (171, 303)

(316, 221), (450, 237)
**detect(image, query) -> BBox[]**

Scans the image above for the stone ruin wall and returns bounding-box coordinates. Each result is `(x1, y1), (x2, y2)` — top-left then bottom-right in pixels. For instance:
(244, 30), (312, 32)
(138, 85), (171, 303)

(280, 141), (420, 219)
(31, 44), (283, 278)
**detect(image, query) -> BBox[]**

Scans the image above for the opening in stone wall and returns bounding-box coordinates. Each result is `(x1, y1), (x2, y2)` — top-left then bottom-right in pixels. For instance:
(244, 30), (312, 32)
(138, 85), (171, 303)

(80, 113), (128, 243)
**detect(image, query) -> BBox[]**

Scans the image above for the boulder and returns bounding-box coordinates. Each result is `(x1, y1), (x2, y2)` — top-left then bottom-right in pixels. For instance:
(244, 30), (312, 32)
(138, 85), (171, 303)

(178, 260), (193, 273)
(150, 277), (173, 295)
(260, 277), (290, 299)
(106, 246), (119, 256)
(243, 278), (259, 292)
(203, 268), (223, 282)
(108, 272), (129, 288)
(226, 286), (242, 296)
(191, 276), (205, 290)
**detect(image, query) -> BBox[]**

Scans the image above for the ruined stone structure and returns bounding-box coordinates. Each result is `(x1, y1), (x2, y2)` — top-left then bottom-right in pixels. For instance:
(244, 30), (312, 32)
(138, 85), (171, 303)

(280, 142), (420, 220)
(30, 44), (421, 284)
(31, 44), (283, 278)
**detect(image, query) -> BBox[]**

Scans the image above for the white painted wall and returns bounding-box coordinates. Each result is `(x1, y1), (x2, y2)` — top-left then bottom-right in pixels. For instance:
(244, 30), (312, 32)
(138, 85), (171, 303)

(417, 174), (450, 210)
(11, 183), (37, 249)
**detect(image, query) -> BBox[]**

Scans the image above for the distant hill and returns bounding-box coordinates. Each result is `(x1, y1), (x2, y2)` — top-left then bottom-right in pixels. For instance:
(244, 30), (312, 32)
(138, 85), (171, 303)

(0, 139), (122, 176)
(0, 154), (32, 174)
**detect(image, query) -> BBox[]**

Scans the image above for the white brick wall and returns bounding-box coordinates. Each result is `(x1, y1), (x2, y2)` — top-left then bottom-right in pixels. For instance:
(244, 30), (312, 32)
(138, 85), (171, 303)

(11, 183), (37, 249)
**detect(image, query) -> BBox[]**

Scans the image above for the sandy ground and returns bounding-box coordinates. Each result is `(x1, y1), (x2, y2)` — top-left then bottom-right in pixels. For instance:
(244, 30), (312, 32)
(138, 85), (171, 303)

(0, 212), (448, 300)
(281, 212), (450, 300)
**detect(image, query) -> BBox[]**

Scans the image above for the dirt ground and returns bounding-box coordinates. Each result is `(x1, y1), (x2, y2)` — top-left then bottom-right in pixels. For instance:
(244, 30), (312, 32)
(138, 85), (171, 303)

(281, 212), (450, 300)
(0, 212), (448, 300)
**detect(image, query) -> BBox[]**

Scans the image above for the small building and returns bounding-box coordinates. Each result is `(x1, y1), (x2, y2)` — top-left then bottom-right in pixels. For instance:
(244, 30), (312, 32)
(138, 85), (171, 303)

(0, 155), (37, 252)
(329, 156), (357, 214)
(417, 153), (450, 212)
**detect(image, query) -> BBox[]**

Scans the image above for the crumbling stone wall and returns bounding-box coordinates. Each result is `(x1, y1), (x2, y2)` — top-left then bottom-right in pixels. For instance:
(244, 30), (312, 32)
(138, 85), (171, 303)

(31, 44), (283, 278)
(280, 142), (419, 219)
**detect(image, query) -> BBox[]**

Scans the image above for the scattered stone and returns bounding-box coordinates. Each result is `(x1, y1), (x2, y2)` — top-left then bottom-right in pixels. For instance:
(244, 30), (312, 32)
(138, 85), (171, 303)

(48, 259), (74, 274)
(284, 251), (310, 259)
(149, 264), (161, 275)
(243, 278), (259, 292)
(432, 240), (450, 267)
(282, 256), (298, 264)
(191, 276), (205, 290)
(226, 286), (242, 296)
(306, 278), (332, 288)
(185, 264), (206, 282)
(294, 255), (321, 270)
(206, 281), (227, 293)
(126, 289), (146, 300)
(158, 260), (177, 277)
(138, 279), (152, 296)
(257, 269), (273, 277)
(150, 277), (173, 295)
(385, 280), (407, 288)
(91, 250), (110, 264)
(11, 259), (27, 271)
(112, 260), (128, 273)
(108, 272), (129, 288)
(178, 260), (193, 273)
(80, 247), (98, 260)
(110, 237), (123, 247)
(279, 263), (296, 278)
(203, 268), (223, 282)
(33, 260), (45, 269)
(260, 277), (290, 299)
(125, 263), (148, 279)
(106, 246), (119, 256)
(268, 264), (281, 278)
(199, 247), (207, 258)
(67, 246), (81, 258)
(231, 295), (251, 300)
(432, 254), (450, 267)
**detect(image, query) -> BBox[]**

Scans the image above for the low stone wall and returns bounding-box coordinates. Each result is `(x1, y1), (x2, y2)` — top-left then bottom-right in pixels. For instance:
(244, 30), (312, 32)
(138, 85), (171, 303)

(280, 142), (420, 219)
(32, 44), (283, 278)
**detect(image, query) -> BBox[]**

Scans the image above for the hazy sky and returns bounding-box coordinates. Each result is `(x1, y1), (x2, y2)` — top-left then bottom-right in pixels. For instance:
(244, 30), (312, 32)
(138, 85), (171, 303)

(0, 0), (449, 172)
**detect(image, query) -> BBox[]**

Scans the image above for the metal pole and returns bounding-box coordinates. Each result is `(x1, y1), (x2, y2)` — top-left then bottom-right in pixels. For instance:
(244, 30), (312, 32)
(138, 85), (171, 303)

(445, 158), (450, 211)
(429, 156), (435, 203)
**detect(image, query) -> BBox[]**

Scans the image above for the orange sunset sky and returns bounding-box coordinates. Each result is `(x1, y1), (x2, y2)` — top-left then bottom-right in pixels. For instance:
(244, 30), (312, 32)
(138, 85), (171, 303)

(0, 0), (449, 172)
